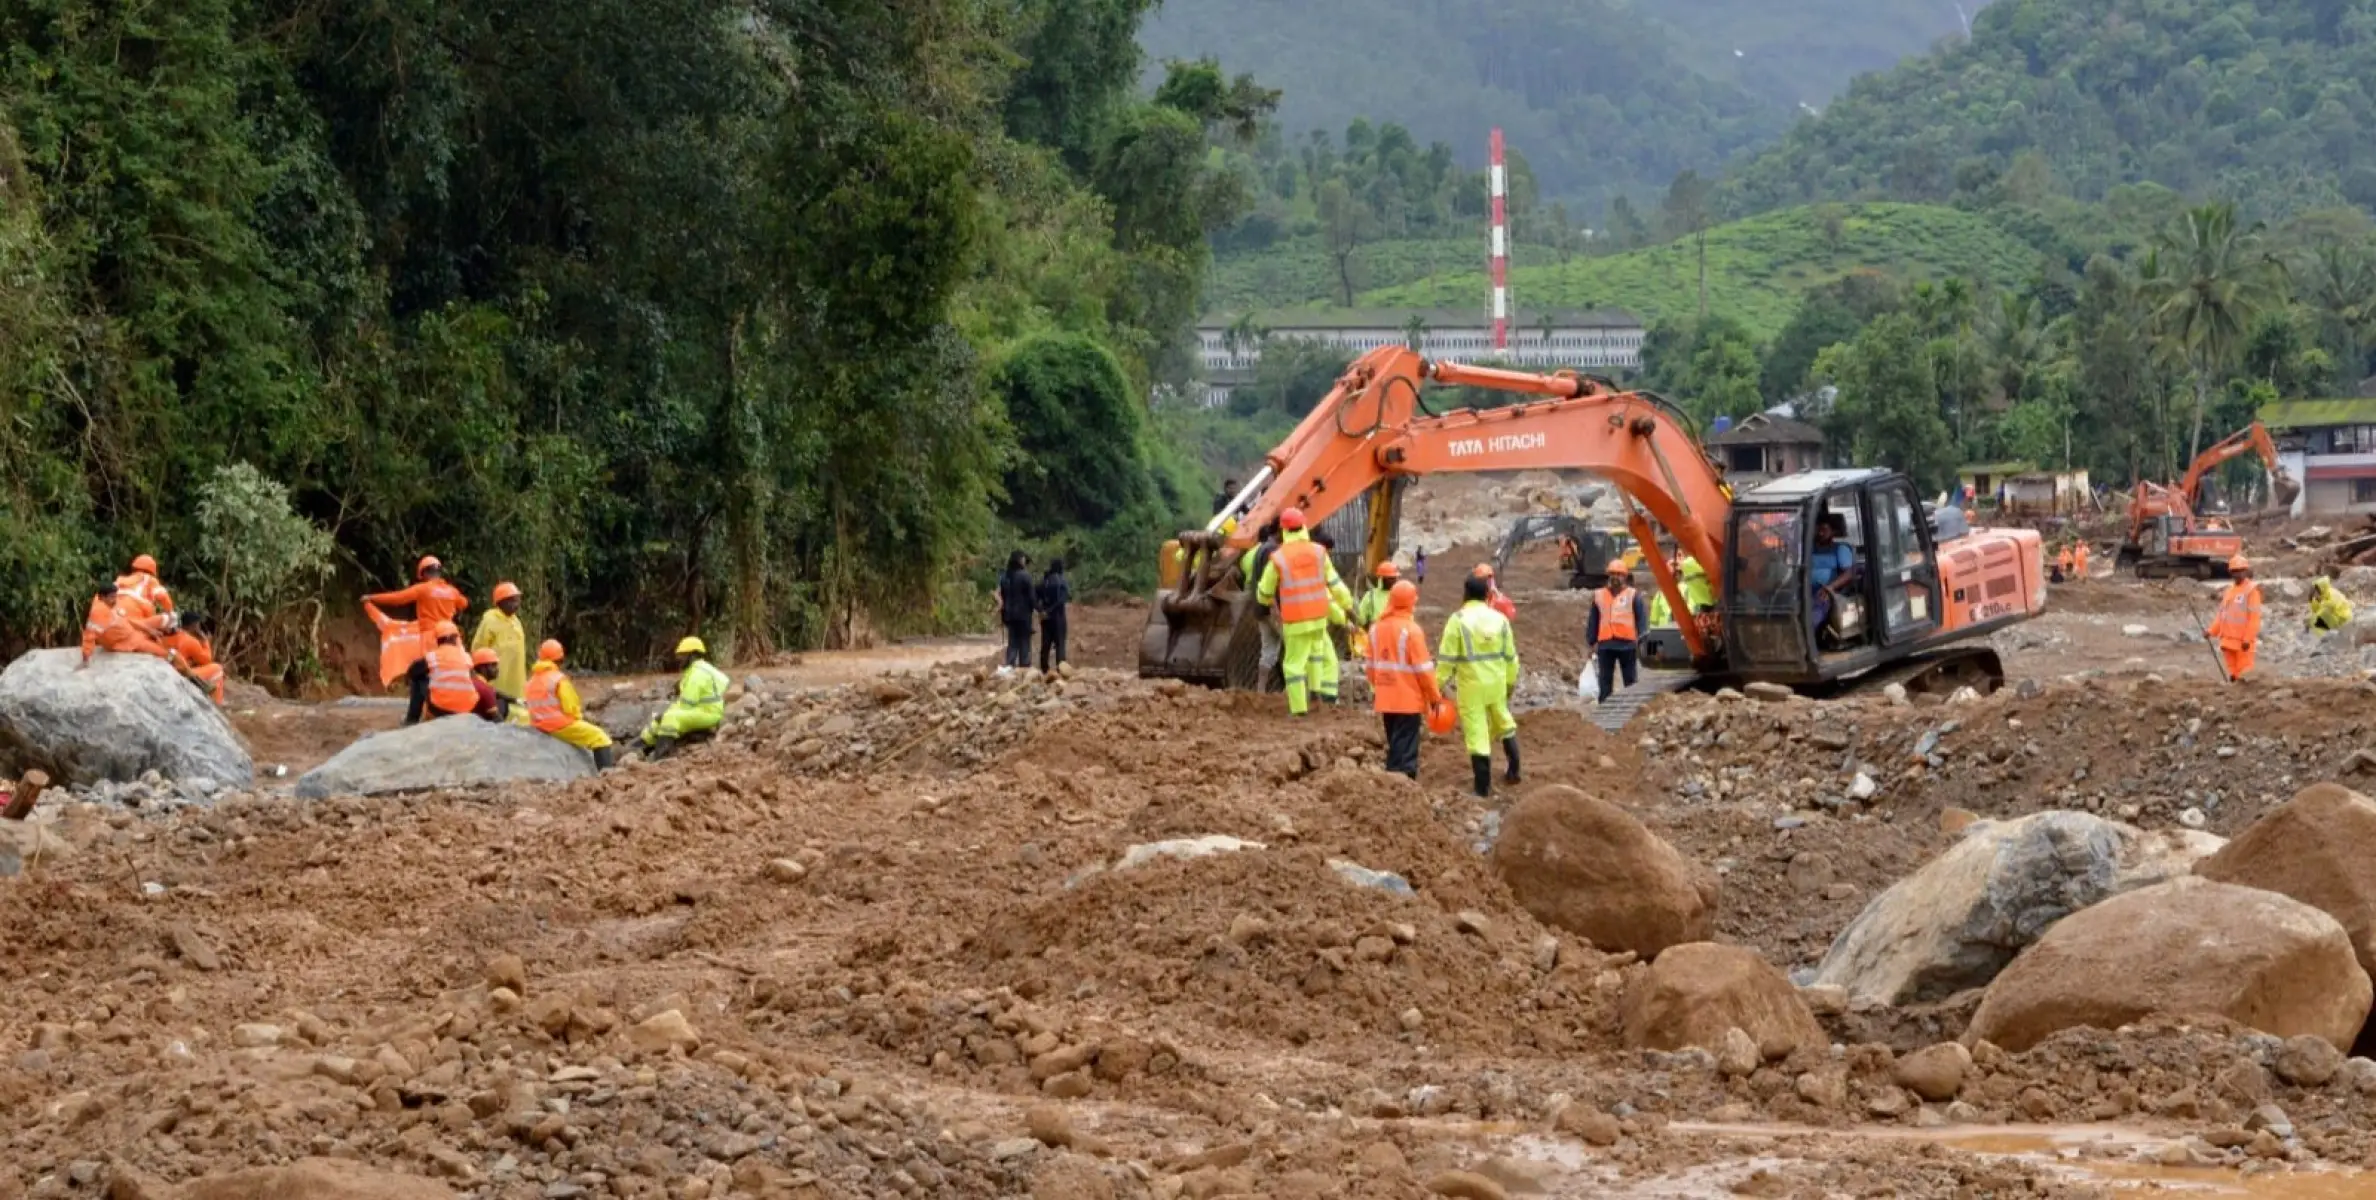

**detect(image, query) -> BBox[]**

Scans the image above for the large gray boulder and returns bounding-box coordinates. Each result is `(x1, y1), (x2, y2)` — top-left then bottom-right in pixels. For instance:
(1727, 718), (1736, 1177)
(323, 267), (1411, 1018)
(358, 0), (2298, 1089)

(297, 718), (594, 799)
(0, 649), (252, 790)
(1812, 811), (2224, 1005)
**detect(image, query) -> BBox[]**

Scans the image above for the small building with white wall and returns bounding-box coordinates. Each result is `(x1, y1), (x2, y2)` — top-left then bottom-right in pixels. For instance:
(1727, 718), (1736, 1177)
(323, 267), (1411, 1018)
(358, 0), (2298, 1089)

(1194, 308), (1645, 408)
(2262, 398), (2376, 515)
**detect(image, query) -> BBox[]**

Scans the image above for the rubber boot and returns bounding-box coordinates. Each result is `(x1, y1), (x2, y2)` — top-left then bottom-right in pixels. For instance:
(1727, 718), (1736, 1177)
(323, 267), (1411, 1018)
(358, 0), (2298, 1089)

(1502, 736), (1522, 784)
(646, 734), (679, 762)
(593, 746), (617, 771)
(1470, 755), (1493, 800)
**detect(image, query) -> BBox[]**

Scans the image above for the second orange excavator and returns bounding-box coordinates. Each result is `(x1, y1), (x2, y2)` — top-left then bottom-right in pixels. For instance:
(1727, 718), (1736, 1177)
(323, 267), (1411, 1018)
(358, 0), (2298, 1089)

(2120, 422), (2301, 579)
(1142, 348), (2047, 728)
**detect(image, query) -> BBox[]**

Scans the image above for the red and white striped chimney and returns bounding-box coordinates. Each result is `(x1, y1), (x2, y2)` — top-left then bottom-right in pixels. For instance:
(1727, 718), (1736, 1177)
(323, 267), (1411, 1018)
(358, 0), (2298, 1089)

(1488, 128), (1510, 352)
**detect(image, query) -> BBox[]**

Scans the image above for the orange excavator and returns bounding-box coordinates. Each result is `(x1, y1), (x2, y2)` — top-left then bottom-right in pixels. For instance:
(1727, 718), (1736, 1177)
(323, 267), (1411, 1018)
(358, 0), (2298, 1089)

(1143, 348), (2047, 727)
(2120, 423), (2300, 579)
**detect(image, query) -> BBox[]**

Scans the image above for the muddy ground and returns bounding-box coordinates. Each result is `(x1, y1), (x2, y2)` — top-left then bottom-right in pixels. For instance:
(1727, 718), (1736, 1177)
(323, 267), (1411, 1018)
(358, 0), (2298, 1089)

(11, 487), (2376, 1198)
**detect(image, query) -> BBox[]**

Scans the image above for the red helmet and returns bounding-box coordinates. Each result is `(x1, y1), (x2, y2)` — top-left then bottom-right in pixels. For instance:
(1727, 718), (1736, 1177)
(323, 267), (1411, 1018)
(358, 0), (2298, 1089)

(1424, 698), (1458, 735)
(1374, 561), (1400, 579)
(1279, 507), (1307, 531)
(1388, 581), (1419, 611)
(538, 639), (565, 663)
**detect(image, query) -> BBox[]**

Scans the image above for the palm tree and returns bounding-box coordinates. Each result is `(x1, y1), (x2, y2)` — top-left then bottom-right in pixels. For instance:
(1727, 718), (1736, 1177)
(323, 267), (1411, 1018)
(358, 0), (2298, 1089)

(2139, 203), (2288, 459)
(2305, 244), (2376, 389)
(1402, 312), (1431, 353)
(1221, 313), (1268, 365)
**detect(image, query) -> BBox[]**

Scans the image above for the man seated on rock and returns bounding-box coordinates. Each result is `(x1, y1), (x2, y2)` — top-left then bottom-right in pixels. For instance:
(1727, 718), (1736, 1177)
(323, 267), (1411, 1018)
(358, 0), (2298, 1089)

(163, 611), (227, 706)
(80, 580), (176, 666)
(526, 639), (617, 769)
(468, 647), (521, 723)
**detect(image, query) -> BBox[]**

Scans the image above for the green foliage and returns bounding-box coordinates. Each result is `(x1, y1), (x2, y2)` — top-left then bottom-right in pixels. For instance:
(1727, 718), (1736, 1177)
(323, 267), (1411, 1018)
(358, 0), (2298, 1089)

(1639, 317), (1765, 421)
(1816, 313), (1959, 490)
(193, 463), (336, 674)
(1761, 272), (1904, 398)
(1725, 0), (2376, 217)
(1362, 203), (2043, 341)
(1228, 337), (1353, 418)
(2140, 203), (2290, 456)
(1137, 0), (1788, 206)
(994, 334), (1155, 537)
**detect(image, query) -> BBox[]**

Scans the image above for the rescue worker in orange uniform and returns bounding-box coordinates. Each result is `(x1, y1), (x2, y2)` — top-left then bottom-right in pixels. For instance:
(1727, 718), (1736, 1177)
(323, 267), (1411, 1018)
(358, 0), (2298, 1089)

(1365, 581), (1443, 780)
(163, 612), (227, 705)
(117, 554), (176, 621)
(2205, 554), (2264, 682)
(2072, 540), (2091, 582)
(2053, 544), (2074, 583)
(366, 556), (470, 724)
(526, 640), (617, 769)
(1586, 559), (1650, 702)
(80, 580), (174, 664)
(422, 621), (481, 718)
(1473, 563), (1518, 621)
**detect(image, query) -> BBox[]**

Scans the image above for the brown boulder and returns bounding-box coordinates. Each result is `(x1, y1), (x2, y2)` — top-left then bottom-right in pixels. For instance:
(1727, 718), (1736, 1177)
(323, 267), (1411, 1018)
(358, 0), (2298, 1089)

(1620, 942), (1827, 1060)
(1968, 877), (2372, 1053)
(2196, 784), (2376, 988)
(177, 1159), (458, 1200)
(1489, 785), (1717, 958)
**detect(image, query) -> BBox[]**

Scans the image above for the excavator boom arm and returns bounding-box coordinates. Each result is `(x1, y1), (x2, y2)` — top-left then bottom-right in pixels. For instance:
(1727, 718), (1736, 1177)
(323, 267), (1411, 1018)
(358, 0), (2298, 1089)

(2177, 422), (2286, 505)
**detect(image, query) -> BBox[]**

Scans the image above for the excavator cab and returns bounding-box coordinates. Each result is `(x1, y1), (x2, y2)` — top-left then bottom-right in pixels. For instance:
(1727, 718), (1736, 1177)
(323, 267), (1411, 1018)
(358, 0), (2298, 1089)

(1719, 470), (1947, 685)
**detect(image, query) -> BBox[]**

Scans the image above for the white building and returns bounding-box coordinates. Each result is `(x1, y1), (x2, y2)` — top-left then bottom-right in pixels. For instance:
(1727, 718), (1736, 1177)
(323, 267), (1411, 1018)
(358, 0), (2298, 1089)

(1193, 308), (1646, 408)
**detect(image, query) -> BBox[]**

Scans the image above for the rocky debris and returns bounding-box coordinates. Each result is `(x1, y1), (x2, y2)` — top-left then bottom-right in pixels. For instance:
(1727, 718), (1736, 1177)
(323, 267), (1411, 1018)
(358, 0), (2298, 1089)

(0, 649), (252, 790)
(1892, 1041), (1972, 1101)
(2276, 1034), (2346, 1086)
(170, 1158), (460, 1199)
(1968, 876), (2374, 1052)
(1812, 811), (2224, 1005)
(295, 718), (593, 799)
(1488, 784), (1717, 958)
(0, 815), (68, 877)
(732, 663), (1145, 774)
(2196, 782), (2376, 997)
(1620, 942), (1826, 1060)
(1113, 835), (1265, 871)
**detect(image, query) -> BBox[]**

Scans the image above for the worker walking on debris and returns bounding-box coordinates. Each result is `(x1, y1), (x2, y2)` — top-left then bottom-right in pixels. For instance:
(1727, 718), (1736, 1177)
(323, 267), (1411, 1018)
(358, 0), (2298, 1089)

(1367, 581), (1442, 780)
(2310, 576), (2354, 632)
(116, 554), (176, 621)
(2205, 555), (2265, 682)
(995, 552), (1035, 672)
(1437, 574), (1521, 798)
(1257, 508), (1353, 715)
(80, 580), (174, 665)
(526, 640), (617, 769)
(366, 557), (470, 725)
(1037, 558), (1071, 673)
(1587, 559), (1649, 702)
(163, 613), (226, 705)
(422, 621), (481, 718)
(641, 636), (729, 759)
(472, 582), (529, 701)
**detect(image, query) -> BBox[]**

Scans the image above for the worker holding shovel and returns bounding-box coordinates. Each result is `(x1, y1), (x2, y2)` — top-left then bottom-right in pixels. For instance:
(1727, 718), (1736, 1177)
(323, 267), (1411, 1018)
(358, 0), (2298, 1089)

(2203, 554), (2264, 682)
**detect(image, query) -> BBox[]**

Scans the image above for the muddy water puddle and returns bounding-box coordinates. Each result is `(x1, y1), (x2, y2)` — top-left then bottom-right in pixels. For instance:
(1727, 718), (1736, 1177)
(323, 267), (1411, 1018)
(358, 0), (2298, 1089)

(1475, 1122), (2371, 1197)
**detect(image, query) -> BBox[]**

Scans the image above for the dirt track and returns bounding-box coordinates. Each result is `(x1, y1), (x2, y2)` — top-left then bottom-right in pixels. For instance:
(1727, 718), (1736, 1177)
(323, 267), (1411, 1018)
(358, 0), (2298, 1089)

(13, 498), (2376, 1197)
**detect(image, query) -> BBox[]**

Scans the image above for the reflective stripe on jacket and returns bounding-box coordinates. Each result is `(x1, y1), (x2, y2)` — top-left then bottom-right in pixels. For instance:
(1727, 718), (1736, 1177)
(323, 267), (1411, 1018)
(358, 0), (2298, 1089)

(426, 644), (479, 713)
(525, 663), (577, 732)
(677, 659), (730, 714)
(1271, 540), (1333, 624)
(1594, 587), (1640, 643)
(1436, 601), (1518, 694)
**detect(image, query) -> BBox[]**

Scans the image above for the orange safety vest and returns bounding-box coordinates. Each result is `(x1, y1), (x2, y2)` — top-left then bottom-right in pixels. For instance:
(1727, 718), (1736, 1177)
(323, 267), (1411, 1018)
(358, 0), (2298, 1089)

(2055, 549), (2073, 573)
(115, 574), (170, 620)
(425, 643), (479, 713)
(524, 667), (574, 732)
(83, 595), (124, 650)
(2208, 581), (2263, 651)
(1272, 540), (1334, 625)
(1594, 587), (1640, 642)
(1365, 613), (1437, 715)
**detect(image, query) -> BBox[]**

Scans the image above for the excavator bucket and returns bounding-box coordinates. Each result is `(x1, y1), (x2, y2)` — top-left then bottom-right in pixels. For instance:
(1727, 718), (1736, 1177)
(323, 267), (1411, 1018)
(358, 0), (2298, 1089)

(2273, 467), (2303, 507)
(1139, 532), (1270, 689)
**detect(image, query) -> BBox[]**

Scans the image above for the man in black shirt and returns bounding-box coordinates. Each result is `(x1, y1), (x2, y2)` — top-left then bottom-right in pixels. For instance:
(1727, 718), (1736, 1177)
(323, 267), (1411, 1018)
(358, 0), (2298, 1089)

(1036, 559), (1071, 671)
(993, 552), (1035, 670)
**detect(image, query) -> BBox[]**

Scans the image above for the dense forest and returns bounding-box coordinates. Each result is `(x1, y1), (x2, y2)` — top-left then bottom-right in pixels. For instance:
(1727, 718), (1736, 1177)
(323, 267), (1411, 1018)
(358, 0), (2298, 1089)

(1724, 0), (2376, 215)
(0, 0), (1262, 672)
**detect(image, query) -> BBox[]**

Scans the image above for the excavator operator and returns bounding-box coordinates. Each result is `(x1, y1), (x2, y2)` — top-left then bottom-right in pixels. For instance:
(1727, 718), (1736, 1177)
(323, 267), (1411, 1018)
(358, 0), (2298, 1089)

(1811, 515), (1862, 637)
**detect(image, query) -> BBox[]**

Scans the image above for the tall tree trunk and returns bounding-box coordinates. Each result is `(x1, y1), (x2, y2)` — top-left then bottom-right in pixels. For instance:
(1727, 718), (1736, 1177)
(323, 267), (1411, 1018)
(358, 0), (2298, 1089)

(724, 312), (771, 659)
(1335, 251), (1355, 307)
(1696, 229), (1709, 320)
(2188, 355), (2210, 463)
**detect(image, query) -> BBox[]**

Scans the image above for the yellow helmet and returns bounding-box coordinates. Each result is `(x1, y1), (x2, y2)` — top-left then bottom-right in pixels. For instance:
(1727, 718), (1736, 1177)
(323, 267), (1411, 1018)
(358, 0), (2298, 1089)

(675, 636), (707, 656)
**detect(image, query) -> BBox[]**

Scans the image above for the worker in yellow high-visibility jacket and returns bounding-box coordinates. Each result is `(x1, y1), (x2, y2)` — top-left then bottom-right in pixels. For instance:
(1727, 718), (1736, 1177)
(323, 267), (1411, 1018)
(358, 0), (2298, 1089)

(1437, 574), (1520, 798)
(1256, 508), (1352, 715)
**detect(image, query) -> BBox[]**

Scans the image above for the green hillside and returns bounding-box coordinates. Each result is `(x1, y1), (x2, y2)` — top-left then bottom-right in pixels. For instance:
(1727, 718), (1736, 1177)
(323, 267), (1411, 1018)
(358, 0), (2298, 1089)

(1136, 0), (1784, 205)
(1724, 0), (2376, 215)
(1652, 0), (1980, 108)
(1356, 204), (2043, 339)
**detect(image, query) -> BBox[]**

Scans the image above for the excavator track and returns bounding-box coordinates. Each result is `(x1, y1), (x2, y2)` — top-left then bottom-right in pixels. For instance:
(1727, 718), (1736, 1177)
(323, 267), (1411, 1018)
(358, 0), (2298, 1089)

(1835, 645), (2006, 699)
(1588, 671), (1705, 731)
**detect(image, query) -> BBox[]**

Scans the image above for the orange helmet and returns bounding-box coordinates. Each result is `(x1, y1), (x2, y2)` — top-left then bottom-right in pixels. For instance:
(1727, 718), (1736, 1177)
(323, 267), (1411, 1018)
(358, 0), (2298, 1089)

(433, 620), (461, 640)
(492, 581), (521, 603)
(1607, 558), (1631, 575)
(1279, 507), (1307, 531)
(470, 647), (500, 667)
(2228, 554), (2251, 572)
(1424, 698), (1458, 735)
(1374, 561), (1400, 580)
(1471, 563), (1495, 578)
(538, 639), (565, 663)
(1388, 580), (1418, 611)
(417, 555), (443, 578)
(130, 554), (158, 575)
